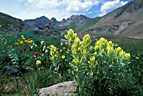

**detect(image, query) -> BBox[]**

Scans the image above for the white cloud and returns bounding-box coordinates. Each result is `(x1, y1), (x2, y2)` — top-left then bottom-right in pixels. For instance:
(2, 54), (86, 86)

(66, 0), (99, 12)
(27, 0), (33, 3)
(100, 0), (128, 16)
(13, 0), (129, 20)
(36, 0), (64, 9)
(20, 0), (100, 20)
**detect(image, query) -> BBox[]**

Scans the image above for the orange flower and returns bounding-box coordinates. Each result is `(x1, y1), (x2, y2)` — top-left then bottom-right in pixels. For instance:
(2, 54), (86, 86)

(15, 42), (19, 45)
(21, 35), (24, 38)
(29, 40), (34, 43)
(20, 41), (23, 44)
(24, 40), (28, 42)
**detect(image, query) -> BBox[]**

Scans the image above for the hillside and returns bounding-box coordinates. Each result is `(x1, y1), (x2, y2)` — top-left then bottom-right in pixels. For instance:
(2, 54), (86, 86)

(79, 0), (143, 38)
(0, 12), (28, 34)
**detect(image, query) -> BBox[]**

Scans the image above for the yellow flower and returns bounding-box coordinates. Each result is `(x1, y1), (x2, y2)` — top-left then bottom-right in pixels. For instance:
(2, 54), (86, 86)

(64, 35), (67, 39)
(88, 61), (90, 64)
(95, 46), (99, 50)
(60, 50), (62, 52)
(24, 40), (28, 42)
(42, 49), (45, 51)
(116, 47), (122, 53)
(20, 41), (23, 44)
(63, 47), (66, 49)
(90, 56), (95, 62)
(83, 50), (87, 55)
(29, 40), (34, 43)
(21, 35), (24, 38)
(54, 54), (57, 57)
(90, 46), (93, 50)
(109, 41), (112, 44)
(22, 37), (26, 40)
(47, 46), (49, 48)
(126, 53), (131, 58)
(94, 52), (97, 55)
(72, 50), (76, 54)
(62, 55), (65, 59)
(41, 54), (44, 56)
(124, 53), (131, 60)
(69, 38), (72, 42)
(36, 60), (41, 65)
(15, 42), (19, 45)
(112, 61), (114, 64)
(18, 39), (20, 42)
(101, 49), (104, 52)
(75, 59), (79, 64)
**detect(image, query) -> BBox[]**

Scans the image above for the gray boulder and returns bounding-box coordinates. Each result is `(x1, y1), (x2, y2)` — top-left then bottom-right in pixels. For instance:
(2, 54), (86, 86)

(39, 81), (77, 96)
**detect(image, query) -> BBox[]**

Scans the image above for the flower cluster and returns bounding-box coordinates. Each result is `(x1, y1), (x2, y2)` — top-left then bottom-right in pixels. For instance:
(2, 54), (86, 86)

(63, 29), (131, 95)
(50, 45), (59, 67)
(64, 29), (77, 44)
(95, 37), (131, 65)
(15, 35), (34, 45)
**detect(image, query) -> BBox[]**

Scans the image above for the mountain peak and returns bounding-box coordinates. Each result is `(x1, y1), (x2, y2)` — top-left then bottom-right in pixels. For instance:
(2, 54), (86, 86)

(36, 16), (48, 19)
(24, 16), (50, 28)
(70, 15), (89, 19)
(95, 0), (143, 27)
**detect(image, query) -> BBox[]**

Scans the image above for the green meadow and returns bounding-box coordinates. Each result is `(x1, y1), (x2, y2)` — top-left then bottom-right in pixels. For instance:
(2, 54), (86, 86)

(0, 30), (143, 96)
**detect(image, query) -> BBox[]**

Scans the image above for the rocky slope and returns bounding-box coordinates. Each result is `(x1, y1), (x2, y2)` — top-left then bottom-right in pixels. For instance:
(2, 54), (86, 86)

(79, 0), (143, 38)
(24, 16), (60, 36)
(0, 12), (28, 34)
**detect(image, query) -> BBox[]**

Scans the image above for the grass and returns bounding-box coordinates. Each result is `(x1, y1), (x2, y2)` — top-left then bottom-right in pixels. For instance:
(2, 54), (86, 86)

(76, 17), (101, 33)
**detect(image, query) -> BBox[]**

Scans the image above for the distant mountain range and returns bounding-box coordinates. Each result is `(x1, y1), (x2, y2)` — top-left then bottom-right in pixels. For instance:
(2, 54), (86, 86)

(24, 15), (101, 34)
(0, 0), (143, 38)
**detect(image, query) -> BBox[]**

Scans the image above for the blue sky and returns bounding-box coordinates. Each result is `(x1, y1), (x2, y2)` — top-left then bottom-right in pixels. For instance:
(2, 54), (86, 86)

(0, 0), (133, 21)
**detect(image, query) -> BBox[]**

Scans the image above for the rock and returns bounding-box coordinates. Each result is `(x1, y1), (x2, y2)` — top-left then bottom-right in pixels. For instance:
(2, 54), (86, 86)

(2, 66), (19, 75)
(25, 66), (36, 74)
(39, 81), (77, 96)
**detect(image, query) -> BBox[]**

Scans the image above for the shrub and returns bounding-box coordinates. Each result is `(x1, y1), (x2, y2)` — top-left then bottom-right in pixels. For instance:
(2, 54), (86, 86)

(50, 29), (132, 95)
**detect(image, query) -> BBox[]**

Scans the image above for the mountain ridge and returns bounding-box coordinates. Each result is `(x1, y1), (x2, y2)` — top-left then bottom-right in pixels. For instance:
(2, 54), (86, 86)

(79, 0), (143, 38)
(23, 15), (100, 34)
